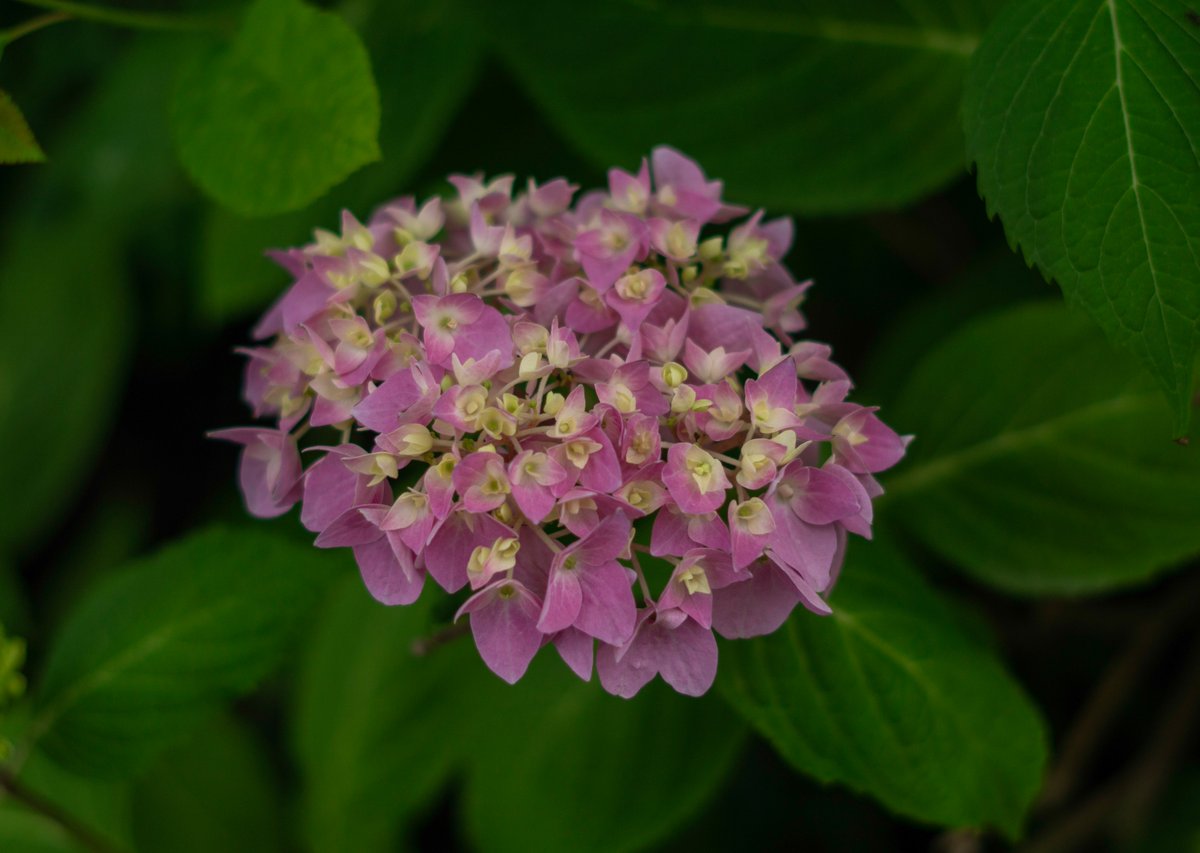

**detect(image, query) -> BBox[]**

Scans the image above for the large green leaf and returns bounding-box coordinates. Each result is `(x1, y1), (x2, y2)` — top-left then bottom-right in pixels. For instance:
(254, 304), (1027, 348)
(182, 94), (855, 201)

(963, 0), (1200, 433)
(0, 219), (131, 555)
(720, 539), (1047, 838)
(132, 714), (284, 853)
(463, 662), (745, 853)
(30, 526), (341, 778)
(199, 0), (481, 323)
(293, 578), (477, 853)
(882, 300), (1200, 594)
(0, 89), (44, 164)
(474, 0), (1001, 213)
(0, 810), (78, 853)
(294, 577), (745, 853)
(172, 0), (381, 216)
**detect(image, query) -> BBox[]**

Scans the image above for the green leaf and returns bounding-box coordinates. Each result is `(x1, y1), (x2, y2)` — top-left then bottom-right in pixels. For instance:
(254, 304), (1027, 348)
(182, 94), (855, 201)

(30, 526), (341, 778)
(132, 713), (284, 853)
(883, 300), (1200, 594)
(293, 577), (477, 853)
(172, 0), (381, 216)
(198, 0), (481, 323)
(295, 576), (745, 853)
(463, 661), (746, 853)
(474, 0), (1002, 213)
(963, 0), (1200, 433)
(0, 219), (131, 555)
(0, 89), (45, 164)
(720, 539), (1047, 838)
(0, 810), (78, 853)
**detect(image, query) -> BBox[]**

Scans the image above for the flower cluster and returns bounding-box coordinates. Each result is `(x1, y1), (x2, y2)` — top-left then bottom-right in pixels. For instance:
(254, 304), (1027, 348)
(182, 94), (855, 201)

(214, 148), (907, 697)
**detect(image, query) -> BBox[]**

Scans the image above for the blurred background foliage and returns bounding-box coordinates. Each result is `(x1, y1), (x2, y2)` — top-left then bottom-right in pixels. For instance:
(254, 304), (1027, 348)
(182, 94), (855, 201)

(0, 0), (1199, 851)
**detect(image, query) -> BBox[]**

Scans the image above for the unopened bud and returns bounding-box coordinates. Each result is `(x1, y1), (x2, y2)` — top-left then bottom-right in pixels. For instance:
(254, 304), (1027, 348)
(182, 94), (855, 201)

(373, 290), (398, 324)
(662, 362), (687, 388)
(698, 236), (723, 262)
(543, 391), (565, 416)
(671, 384), (697, 414)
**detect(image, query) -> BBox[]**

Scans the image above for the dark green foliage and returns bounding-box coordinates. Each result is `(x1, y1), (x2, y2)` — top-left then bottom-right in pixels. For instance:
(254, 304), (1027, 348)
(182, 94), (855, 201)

(295, 577), (745, 853)
(964, 0), (1200, 432)
(32, 527), (340, 777)
(0, 0), (1197, 849)
(884, 301), (1200, 593)
(721, 538), (1046, 837)
(474, 0), (1003, 213)
(172, 0), (381, 215)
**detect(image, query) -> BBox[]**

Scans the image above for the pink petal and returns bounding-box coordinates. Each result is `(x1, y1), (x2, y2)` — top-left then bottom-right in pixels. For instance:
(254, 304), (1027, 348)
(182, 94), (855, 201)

(784, 464), (861, 526)
(765, 502), (839, 594)
(577, 428), (622, 493)
(511, 480), (556, 524)
(458, 580), (544, 684)
(301, 446), (389, 533)
(354, 537), (424, 605)
(352, 367), (428, 433)
(426, 512), (514, 593)
(576, 561), (637, 646)
(537, 568), (583, 634)
(314, 504), (386, 549)
(712, 560), (802, 639)
(650, 506), (692, 557)
(654, 616), (718, 697)
(571, 511), (631, 566)
(553, 627), (595, 681)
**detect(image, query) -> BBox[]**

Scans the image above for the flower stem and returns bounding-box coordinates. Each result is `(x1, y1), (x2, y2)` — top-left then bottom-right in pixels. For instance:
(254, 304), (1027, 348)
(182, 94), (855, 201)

(14, 0), (232, 34)
(721, 292), (764, 311)
(410, 621), (469, 656)
(0, 769), (123, 853)
(531, 524), (563, 553)
(629, 549), (654, 603)
(0, 11), (70, 46)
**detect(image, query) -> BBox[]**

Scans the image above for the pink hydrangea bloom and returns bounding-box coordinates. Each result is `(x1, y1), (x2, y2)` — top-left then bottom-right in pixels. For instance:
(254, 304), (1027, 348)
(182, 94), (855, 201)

(214, 147), (910, 697)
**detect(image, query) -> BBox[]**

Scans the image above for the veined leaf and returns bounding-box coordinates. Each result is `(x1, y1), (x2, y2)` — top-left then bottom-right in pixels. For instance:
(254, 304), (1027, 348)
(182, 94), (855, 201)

(721, 539), (1047, 838)
(172, 0), (380, 216)
(199, 0), (481, 323)
(476, 0), (1003, 213)
(295, 577), (745, 853)
(293, 578), (475, 853)
(31, 526), (341, 777)
(883, 301), (1200, 593)
(963, 0), (1200, 432)
(463, 660), (745, 853)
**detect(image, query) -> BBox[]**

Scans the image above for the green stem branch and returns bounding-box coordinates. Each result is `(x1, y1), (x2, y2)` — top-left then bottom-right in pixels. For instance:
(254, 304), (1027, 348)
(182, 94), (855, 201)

(14, 0), (232, 34)
(0, 769), (123, 853)
(0, 11), (71, 46)
(410, 621), (469, 657)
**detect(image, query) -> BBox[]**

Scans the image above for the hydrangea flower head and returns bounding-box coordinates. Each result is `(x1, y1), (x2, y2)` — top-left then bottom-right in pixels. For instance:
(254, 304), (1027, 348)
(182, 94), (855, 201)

(215, 147), (909, 698)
